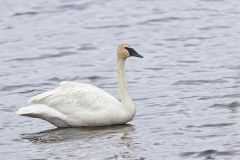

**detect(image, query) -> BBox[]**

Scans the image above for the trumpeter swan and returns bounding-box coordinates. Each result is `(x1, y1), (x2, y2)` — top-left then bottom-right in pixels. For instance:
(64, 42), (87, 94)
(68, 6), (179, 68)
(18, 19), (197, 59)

(17, 43), (143, 127)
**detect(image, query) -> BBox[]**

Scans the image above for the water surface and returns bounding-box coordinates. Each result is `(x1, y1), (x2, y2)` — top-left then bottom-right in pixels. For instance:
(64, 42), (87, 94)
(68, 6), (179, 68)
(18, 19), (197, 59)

(0, 0), (240, 159)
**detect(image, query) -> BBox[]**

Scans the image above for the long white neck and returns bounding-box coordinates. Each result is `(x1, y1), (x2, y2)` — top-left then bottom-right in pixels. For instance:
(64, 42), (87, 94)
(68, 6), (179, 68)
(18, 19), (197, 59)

(116, 52), (136, 121)
(117, 57), (133, 105)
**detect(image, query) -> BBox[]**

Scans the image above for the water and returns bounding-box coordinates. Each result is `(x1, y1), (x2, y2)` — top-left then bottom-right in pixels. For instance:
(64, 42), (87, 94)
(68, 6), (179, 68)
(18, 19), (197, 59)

(0, 0), (240, 159)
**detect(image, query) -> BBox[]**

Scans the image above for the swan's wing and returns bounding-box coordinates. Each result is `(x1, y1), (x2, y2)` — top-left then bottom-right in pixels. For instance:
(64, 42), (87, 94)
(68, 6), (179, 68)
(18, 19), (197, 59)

(28, 89), (59, 104)
(29, 81), (120, 112)
(28, 81), (74, 104)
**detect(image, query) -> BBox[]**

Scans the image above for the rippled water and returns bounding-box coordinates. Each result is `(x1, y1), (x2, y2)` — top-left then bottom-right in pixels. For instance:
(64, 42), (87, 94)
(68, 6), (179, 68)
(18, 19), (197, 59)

(1, 0), (240, 159)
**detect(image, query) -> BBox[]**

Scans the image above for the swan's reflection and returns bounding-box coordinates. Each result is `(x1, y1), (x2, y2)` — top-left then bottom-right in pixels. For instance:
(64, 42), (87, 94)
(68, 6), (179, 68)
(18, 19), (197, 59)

(21, 124), (135, 143)
(21, 125), (139, 159)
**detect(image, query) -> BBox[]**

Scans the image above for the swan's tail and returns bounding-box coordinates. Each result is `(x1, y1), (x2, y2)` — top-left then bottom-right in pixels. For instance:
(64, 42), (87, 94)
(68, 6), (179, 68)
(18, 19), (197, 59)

(16, 104), (70, 127)
(17, 104), (49, 117)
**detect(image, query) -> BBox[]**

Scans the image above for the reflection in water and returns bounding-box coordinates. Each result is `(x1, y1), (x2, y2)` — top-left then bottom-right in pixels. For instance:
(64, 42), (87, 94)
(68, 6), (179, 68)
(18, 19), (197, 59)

(21, 125), (141, 159)
(21, 124), (135, 143)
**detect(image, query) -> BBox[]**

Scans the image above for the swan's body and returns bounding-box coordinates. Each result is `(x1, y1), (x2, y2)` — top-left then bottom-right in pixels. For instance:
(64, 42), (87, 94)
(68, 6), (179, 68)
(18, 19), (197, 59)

(19, 82), (132, 127)
(17, 43), (143, 127)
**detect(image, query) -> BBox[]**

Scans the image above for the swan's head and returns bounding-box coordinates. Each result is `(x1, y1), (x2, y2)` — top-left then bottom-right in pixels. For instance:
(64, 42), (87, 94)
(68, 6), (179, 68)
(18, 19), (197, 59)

(117, 43), (143, 60)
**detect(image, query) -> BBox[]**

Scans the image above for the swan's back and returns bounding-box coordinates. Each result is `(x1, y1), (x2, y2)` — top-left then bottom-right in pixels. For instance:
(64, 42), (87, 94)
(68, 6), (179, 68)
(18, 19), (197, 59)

(30, 82), (120, 108)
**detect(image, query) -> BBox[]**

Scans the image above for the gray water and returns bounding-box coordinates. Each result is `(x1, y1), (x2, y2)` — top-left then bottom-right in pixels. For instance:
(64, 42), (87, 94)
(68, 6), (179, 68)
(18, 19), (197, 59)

(0, 0), (240, 159)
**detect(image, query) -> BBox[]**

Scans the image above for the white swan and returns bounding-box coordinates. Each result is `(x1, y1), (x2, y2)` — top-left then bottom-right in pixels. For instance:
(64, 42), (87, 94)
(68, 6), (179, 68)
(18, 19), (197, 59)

(17, 43), (143, 127)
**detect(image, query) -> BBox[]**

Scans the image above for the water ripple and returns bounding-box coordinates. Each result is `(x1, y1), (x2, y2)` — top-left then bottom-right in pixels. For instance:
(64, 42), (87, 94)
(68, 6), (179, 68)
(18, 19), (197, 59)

(12, 11), (39, 17)
(186, 122), (235, 128)
(181, 149), (236, 159)
(57, 3), (90, 11)
(0, 83), (52, 92)
(140, 17), (199, 25)
(209, 101), (240, 110)
(4, 51), (78, 62)
(83, 24), (129, 30)
(173, 79), (227, 85)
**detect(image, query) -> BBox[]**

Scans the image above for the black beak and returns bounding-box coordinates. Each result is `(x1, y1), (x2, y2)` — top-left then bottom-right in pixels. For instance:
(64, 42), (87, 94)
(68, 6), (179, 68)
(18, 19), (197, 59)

(125, 47), (143, 58)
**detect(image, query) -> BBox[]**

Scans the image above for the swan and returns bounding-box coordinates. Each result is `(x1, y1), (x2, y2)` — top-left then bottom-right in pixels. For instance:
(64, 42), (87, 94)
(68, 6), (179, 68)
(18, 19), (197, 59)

(17, 43), (143, 127)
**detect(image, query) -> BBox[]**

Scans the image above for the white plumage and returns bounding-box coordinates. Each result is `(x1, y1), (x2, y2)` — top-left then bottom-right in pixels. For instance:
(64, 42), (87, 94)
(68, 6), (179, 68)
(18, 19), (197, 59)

(17, 43), (143, 127)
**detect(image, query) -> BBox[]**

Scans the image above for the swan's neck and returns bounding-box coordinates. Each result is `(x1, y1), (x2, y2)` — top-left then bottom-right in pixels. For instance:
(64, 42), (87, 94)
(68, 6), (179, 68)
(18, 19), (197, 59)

(117, 57), (134, 106)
